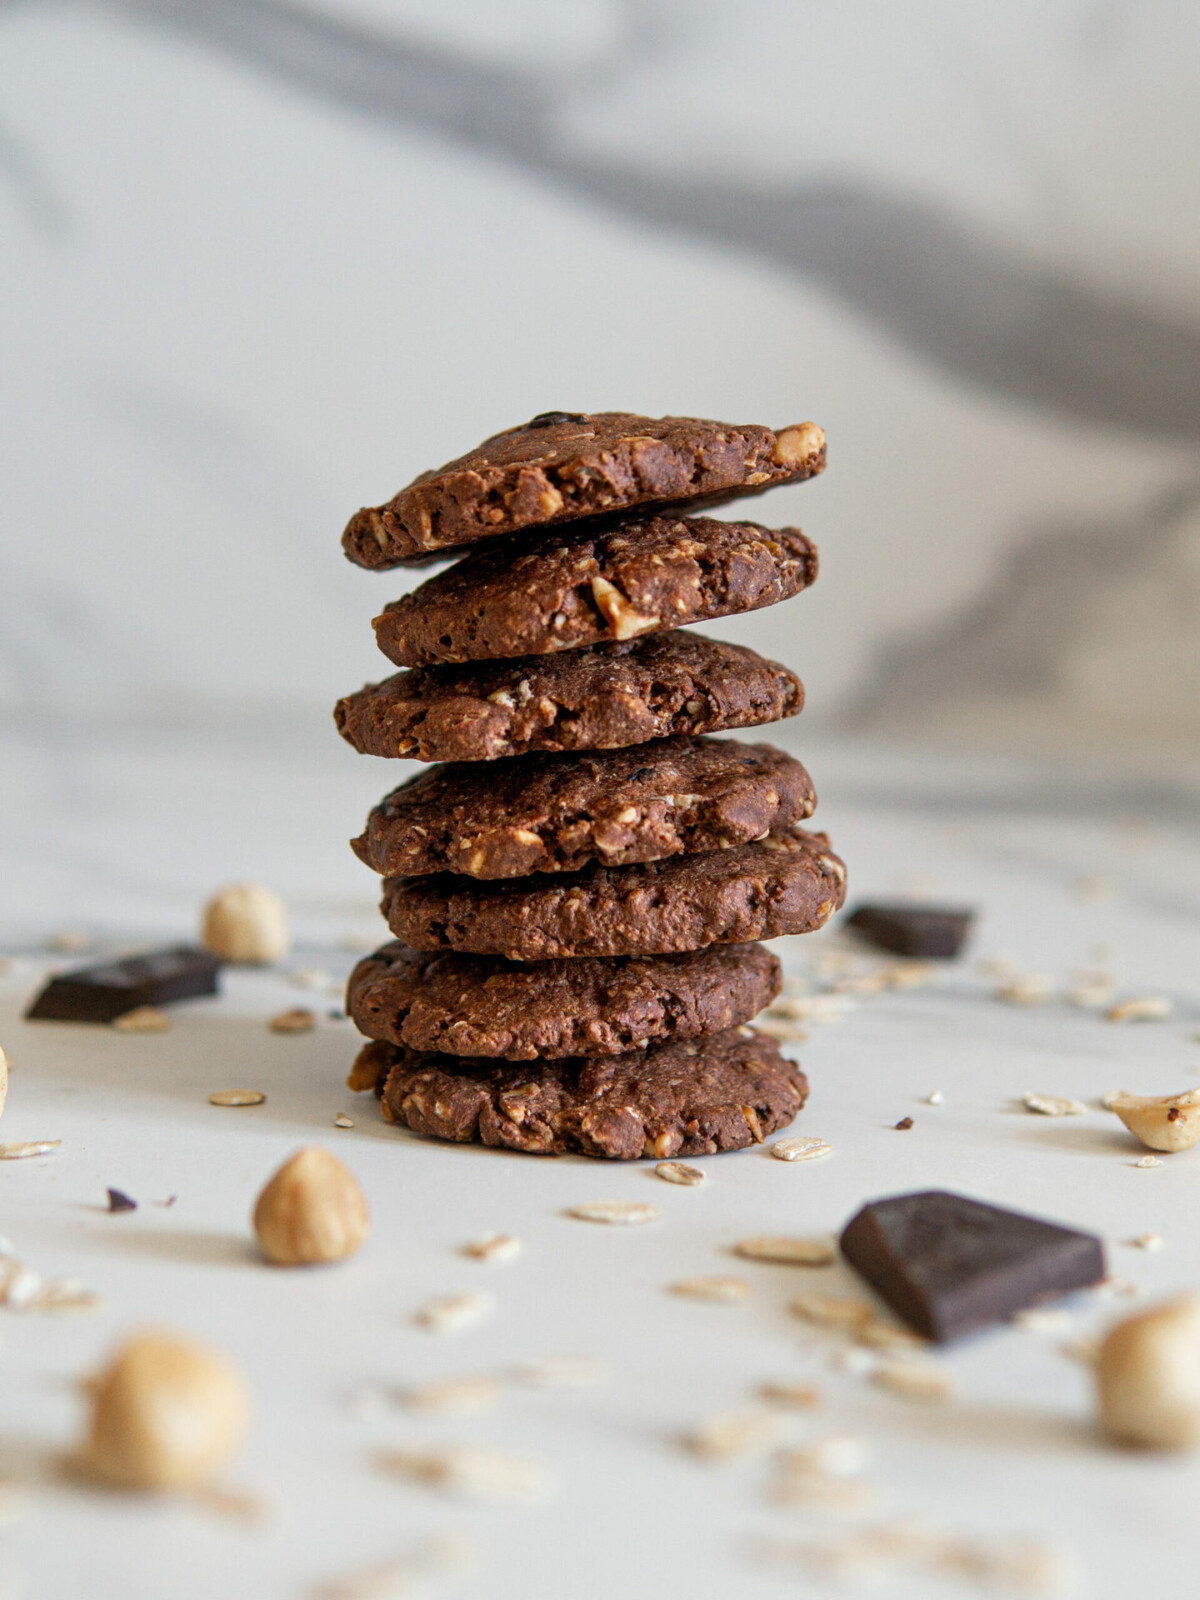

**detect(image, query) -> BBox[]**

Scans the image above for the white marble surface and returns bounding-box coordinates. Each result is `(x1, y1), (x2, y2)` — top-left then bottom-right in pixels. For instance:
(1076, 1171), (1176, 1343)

(1, 729), (1199, 1599)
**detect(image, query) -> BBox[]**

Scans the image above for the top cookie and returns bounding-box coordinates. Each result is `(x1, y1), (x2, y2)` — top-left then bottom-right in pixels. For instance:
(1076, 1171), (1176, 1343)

(372, 515), (818, 667)
(342, 412), (827, 568)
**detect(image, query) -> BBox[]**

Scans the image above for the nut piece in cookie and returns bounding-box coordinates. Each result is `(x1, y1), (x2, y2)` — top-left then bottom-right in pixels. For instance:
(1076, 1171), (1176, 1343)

(380, 828), (846, 961)
(371, 1025), (809, 1159)
(351, 737), (816, 879)
(334, 631), (804, 764)
(345, 941), (781, 1061)
(372, 516), (819, 667)
(342, 411), (826, 567)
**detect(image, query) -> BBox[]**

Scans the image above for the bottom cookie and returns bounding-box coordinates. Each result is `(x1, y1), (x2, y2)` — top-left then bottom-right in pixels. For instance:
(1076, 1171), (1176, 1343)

(348, 1026), (808, 1159)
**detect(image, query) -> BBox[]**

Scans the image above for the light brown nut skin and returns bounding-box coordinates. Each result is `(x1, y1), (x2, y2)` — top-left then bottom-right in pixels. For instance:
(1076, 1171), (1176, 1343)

(85, 1331), (248, 1491)
(1107, 1088), (1200, 1152)
(1097, 1296), (1200, 1449)
(252, 1147), (370, 1265)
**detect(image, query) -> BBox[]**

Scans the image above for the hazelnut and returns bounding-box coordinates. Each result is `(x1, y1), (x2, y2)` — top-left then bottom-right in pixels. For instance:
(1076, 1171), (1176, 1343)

(589, 575), (658, 640)
(85, 1331), (247, 1490)
(201, 884), (290, 963)
(771, 422), (825, 467)
(1097, 1297), (1200, 1449)
(252, 1147), (369, 1265)
(1106, 1087), (1200, 1152)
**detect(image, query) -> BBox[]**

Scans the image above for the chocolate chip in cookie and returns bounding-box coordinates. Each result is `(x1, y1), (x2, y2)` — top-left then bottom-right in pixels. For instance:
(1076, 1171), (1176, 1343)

(380, 828), (847, 961)
(346, 940), (780, 1060)
(351, 737), (816, 879)
(342, 412), (826, 568)
(363, 1025), (809, 1158)
(372, 516), (818, 667)
(334, 631), (803, 764)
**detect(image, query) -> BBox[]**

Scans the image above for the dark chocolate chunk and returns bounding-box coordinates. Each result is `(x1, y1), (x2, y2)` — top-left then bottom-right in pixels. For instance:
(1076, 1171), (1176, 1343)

(839, 1189), (1105, 1343)
(106, 1188), (137, 1213)
(526, 411), (589, 428)
(25, 945), (221, 1023)
(845, 903), (975, 960)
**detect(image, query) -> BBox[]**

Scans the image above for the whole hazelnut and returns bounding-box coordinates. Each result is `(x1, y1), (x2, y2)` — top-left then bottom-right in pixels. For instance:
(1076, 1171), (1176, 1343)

(85, 1331), (248, 1490)
(1097, 1295), (1200, 1449)
(201, 884), (290, 963)
(253, 1147), (369, 1265)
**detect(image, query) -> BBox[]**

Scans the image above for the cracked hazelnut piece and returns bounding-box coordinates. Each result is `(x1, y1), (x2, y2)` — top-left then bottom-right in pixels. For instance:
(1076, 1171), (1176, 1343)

(1097, 1296), (1200, 1449)
(84, 1332), (248, 1491)
(253, 1147), (370, 1265)
(1107, 1088), (1200, 1152)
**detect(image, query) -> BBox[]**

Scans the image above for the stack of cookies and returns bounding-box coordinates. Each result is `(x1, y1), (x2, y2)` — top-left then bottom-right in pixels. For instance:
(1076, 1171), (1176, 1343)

(334, 411), (846, 1160)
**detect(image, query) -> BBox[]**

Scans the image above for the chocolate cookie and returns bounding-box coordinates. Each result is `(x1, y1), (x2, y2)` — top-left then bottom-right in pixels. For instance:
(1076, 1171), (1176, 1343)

(346, 940), (780, 1060)
(356, 1025), (808, 1158)
(372, 516), (818, 667)
(342, 412), (826, 568)
(380, 829), (846, 960)
(351, 737), (816, 880)
(334, 632), (803, 764)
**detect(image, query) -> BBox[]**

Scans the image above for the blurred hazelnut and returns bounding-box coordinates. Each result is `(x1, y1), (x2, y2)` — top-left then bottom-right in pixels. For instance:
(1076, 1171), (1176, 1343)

(1097, 1296), (1200, 1449)
(85, 1331), (247, 1490)
(201, 884), (289, 963)
(253, 1147), (369, 1265)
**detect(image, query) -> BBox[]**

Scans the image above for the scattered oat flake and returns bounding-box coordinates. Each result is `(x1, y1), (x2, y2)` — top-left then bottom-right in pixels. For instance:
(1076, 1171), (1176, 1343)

(47, 928), (90, 952)
(926, 1090), (944, 1105)
(414, 1290), (494, 1333)
(1133, 1154), (1163, 1168)
(317, 1534), (475, 1600)
(105, 1187), (136, 1213)
(404, 1376), (499, 1416)
(771, 1136), (833, 1163)
(758, 1380), (821, 1409)
(0, 1140), (61, 1159)
(111, 1006), (170, 1033)
(871, 1362), (953, 1402)
(670, 1275), (751, 1303)
(855, 1318), (927, 1353)
(1023, 1093), (1087, 1117)
(684, 1410), (776, 1461)
(829, 1347), (879, 1376)
(1012, 1307), (1074, 1335)
(752, 1017), (809, 1043)
(655, 1160), (706, 1186)
(269, 1007), (316, 1034)
(995, 975), (1053, 1005)
(767, 994), (855, 1024)
(791, 1294), (874, 1332)
(333, 1113), (354, 1129)
(1093, 1276), (1139, 1298)
(1106, 995), (1172, 1023)
(770, 1471), (876, 1512)
(462, 1232), (521, 1264)
(509, 1355), (609, 1390)
(288, 968), (330, 990)
(208, 1089), (265, 1107)
(735, 1235), (835, 1266)
(783, 1435), (873, 1478)
(566, 1200), (658, 1226)
(378, 1444), (552, 1503)
(1128, 1231), (1165, 1251)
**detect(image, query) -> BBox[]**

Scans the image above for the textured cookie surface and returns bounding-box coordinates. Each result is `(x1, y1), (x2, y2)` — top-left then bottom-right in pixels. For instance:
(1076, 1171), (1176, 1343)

(381, 828), (846, 960)
(352, 737), (816, 880)
(334, 632), (803, 764)
(342, 411), (826, 568)
(372, 516), (818, 666)
(346, 940), (780, 1060)
(357, 1025), (808, 1158)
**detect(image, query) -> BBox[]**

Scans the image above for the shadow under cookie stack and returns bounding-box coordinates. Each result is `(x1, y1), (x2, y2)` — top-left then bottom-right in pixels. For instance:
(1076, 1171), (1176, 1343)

(335, 410), (846, 1161)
